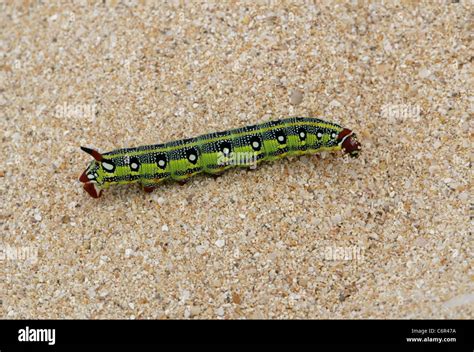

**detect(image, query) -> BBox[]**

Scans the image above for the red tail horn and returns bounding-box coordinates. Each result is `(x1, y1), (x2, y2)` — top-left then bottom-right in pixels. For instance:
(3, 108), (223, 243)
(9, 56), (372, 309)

(80, 146), (104, 162)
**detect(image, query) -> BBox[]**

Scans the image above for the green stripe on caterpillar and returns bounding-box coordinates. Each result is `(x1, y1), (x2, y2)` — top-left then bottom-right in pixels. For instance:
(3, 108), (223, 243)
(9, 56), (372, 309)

(79, 117), (361, 198)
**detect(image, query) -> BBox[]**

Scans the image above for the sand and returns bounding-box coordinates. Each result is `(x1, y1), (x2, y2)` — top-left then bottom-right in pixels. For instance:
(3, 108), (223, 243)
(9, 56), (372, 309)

(1, 1), (472, 319)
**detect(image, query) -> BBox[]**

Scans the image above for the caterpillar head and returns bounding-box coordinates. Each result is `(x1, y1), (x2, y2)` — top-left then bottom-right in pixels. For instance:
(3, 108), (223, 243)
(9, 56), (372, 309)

(337, 128), (361, 157)
(79, 147), (108, 198)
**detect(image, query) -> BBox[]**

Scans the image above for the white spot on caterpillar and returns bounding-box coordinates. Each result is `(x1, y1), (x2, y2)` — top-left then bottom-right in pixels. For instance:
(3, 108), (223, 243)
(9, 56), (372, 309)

(252, 141), (260, 149)
(158, 160), (166, 167)
(102, 162), (114, 171)
(317, 132), (323, 138)
(87, 173), (95, 180)
(299, 131), (306, 138)
(222, 147), (230, 155)
(331, 133), (336, 139)
(131, 162), (138, 170)
(277, 135), (285, 142)
(188, 154), (197, 162)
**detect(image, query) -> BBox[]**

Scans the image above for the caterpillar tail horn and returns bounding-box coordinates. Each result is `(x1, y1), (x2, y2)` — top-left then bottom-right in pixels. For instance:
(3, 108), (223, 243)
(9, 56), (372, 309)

(80, 146), (104, 161)
(79, 146), (104, 198)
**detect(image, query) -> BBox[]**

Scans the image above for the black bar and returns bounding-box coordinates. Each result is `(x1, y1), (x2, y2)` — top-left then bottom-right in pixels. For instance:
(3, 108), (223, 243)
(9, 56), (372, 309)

(0, 319), (471, 348)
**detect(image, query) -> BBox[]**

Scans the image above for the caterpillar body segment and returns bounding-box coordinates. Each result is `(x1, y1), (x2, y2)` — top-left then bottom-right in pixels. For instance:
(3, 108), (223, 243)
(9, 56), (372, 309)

(79, 117), (361, 198)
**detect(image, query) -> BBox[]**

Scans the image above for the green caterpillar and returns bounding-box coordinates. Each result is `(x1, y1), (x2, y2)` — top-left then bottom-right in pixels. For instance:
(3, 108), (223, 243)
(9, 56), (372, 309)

(79, 117), (361, 198)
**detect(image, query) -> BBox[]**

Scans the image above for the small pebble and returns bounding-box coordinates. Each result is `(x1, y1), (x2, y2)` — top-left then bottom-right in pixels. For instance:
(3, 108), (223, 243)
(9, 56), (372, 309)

(215, 307), (224, 317)
(232, 292), (242, 304)
(369, 233), (379, 240)
(184, 309), (190, 319)
(419, 68), (431, 78)
(215, 239), (225, 248)
(181, 290), (190, 301)
(414, 237), (427, 247)
(153, 196), (165, 205)
(61, 215), (70, 224)
(331, 214), (342, 225)
(190, 306), (201, 317)
(289, 89), (303, 105)
(196, 245), (207, 254)
(329, 99), (342, 108)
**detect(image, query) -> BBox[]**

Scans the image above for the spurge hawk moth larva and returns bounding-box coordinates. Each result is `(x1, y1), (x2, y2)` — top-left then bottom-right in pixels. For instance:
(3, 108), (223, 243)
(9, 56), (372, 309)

(79, 117), (361, 198)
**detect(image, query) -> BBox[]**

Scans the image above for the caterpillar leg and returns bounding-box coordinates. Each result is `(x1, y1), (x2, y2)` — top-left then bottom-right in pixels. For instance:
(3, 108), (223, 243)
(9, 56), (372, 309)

(209, 172), (224, 180)
(141, 179), (164, 193)
(143, 185), (156, 193)
(83, 182), (103, 198)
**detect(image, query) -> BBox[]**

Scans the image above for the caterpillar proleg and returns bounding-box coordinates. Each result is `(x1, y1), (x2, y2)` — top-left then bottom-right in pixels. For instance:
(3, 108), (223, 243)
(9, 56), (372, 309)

(79, 117), (361, 198)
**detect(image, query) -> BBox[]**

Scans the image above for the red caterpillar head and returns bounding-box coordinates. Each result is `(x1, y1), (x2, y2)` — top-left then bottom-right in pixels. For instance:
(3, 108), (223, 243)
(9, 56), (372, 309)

(337, 128), (361, 157)
(79, 146), (105, 198)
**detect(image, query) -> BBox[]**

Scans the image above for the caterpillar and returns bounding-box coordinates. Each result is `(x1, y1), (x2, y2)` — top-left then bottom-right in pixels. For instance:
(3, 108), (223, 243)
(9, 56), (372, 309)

(79, 117), (361, 198)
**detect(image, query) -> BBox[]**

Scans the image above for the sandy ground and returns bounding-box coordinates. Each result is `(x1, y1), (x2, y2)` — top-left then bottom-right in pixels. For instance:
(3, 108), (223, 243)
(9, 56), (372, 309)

(1, 2), (472, 319)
